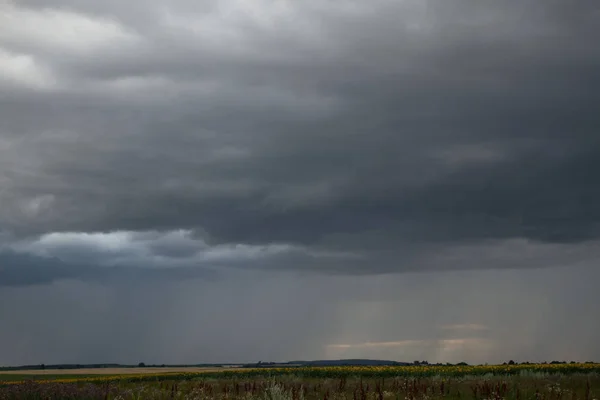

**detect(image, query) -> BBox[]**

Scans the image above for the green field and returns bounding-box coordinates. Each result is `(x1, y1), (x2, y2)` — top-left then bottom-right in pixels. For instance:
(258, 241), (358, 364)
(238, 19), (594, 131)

(1, 364), (599, 400)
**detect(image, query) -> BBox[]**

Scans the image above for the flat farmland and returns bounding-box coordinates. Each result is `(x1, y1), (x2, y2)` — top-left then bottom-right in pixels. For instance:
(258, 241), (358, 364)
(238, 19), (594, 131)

(0, 367), (244, 383)
(0, 366), (238, 376)
(1, 365), (600, 400)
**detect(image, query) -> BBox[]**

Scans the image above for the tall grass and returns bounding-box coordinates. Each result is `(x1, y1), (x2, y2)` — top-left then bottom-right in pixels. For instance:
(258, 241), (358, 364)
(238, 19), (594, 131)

(2, 373), (598, 400)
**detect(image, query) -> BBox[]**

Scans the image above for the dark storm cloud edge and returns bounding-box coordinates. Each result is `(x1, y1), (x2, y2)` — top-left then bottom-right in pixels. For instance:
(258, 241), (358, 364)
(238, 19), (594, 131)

(1, 0), (600, 285)
(0, 251), (218, 287)
(3, 235), (599, 286)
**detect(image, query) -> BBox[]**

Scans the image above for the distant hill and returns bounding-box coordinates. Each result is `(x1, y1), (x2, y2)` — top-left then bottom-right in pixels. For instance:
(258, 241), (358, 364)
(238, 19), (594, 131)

(299, 359), (409, 366)
(244, 359), (410, 368)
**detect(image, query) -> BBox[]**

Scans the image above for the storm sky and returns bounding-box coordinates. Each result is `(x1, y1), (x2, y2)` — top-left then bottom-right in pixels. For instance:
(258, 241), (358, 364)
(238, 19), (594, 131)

(1, 0), (600, 366)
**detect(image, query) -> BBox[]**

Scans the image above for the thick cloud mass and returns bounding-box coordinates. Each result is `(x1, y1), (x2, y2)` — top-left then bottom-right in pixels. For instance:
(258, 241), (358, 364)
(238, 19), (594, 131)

(1, 0), (599, 365)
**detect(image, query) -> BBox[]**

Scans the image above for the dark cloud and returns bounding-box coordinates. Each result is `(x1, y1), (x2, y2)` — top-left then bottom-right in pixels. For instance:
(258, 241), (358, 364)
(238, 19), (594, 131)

(2, 0), (599, 249)
(0, 251), (73, 286)
(0, 249), (218, 287)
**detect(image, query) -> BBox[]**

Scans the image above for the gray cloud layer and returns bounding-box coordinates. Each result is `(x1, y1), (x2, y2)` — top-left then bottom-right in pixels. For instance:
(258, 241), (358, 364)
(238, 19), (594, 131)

(1, 0), (599, 365)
